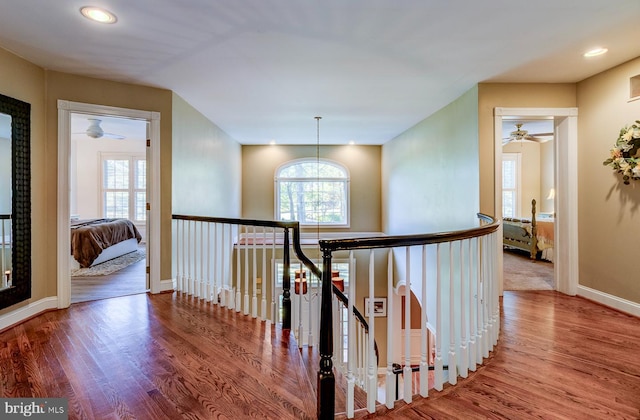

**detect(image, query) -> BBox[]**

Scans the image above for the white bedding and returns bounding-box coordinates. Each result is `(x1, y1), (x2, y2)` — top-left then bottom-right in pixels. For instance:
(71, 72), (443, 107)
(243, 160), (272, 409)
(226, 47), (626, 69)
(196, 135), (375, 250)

(69, 237), (139, 270)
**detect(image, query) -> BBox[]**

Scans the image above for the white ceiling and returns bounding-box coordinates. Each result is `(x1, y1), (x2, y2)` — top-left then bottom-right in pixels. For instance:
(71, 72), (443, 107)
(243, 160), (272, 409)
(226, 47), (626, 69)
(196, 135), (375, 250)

(1, 1), (639, 145)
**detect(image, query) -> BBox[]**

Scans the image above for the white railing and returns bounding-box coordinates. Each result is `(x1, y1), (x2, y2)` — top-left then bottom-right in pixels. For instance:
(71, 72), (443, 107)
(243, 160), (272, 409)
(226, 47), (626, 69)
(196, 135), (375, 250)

(172, 216), (298, 323)
(319, 214), (500, 418)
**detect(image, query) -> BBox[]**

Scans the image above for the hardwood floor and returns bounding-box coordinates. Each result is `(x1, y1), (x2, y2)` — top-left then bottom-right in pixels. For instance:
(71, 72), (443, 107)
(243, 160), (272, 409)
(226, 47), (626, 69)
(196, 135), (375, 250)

(1, 291), (639, 419)
(71, 255), (147, 303)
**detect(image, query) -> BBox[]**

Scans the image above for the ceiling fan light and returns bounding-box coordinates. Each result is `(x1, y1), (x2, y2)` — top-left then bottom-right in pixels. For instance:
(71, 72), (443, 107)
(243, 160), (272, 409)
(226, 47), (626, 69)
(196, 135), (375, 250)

(86, 118), (104, 138)
(80, 6), (117, 24)
(510, 123), (528, 140)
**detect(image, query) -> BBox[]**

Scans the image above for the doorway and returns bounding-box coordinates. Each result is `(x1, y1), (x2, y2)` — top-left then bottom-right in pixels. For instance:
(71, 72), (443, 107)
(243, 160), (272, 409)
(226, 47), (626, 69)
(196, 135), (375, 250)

(69, 113), (148, 303)
(57, 101), (161, 309)
(501, 117), (555, 290)
(494, 107), (578, 296)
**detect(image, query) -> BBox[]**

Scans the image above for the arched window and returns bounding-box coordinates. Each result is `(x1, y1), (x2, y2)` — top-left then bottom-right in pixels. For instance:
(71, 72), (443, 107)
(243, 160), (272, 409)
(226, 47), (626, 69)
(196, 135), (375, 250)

(275, 158), (349, 226)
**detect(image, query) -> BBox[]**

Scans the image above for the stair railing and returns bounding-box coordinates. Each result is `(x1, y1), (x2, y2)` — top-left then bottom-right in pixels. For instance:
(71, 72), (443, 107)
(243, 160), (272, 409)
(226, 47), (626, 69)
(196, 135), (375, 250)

(172, 215), (373, 341)
(317, 213), (500, 419)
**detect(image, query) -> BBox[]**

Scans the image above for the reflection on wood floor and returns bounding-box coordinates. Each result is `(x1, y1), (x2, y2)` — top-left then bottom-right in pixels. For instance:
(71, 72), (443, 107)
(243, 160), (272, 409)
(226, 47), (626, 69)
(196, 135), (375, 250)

(71, 253), (147, 303)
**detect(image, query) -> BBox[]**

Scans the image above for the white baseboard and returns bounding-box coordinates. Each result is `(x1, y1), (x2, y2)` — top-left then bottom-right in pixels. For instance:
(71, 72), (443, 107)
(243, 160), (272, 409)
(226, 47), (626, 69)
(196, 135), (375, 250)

(160, 278), (175, 293)
(577, 285), (640, 318)
(0, 297), (59, 331)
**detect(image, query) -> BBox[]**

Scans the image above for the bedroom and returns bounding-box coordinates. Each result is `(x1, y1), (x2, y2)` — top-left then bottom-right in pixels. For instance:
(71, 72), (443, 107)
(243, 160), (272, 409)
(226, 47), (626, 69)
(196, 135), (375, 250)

(501, 117), (555, 290)
(69, 113), (148, 303)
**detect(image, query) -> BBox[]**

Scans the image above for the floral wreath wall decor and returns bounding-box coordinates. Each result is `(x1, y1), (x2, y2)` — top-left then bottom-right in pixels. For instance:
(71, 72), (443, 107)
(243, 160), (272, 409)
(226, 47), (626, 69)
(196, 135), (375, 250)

(602, 120), (640, 184)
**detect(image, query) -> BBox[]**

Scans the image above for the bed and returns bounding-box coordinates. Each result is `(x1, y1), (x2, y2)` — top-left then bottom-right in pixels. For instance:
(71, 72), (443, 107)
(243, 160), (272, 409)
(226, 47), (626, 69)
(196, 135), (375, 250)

(70, 218), (142, 269)
(503, 199), (554, 262)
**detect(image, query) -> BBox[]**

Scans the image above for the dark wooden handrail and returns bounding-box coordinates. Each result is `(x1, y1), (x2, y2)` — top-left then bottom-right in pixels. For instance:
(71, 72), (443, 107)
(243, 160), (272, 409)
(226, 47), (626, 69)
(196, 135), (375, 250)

(319, 213), (498, 252)
(0, 214), (10, 220)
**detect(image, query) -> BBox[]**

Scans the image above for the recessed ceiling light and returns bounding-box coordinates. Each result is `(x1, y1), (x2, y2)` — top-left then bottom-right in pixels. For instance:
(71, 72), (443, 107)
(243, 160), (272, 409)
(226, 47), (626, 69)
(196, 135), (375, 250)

(80, 6), (117, 24)
(348, 140), (355, 145)
(269, 140), (276, 145)
(583, 47), (608, 58)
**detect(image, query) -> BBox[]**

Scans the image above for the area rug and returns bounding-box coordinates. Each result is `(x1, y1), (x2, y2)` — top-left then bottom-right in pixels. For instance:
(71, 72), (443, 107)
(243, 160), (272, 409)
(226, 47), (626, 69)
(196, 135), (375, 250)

(71, 248), (145, 277)
(503, 249), (554, 290)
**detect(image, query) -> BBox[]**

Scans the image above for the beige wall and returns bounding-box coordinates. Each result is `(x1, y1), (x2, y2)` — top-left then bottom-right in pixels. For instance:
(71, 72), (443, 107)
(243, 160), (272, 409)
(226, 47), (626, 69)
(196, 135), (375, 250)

(172, 94), (241, 217)
(382, 85), (480, 234)
(242, 145), (382, 233)
(0, 48), (45, 314)
(477, 83), (576, 216)
(576, 57), (640, 303)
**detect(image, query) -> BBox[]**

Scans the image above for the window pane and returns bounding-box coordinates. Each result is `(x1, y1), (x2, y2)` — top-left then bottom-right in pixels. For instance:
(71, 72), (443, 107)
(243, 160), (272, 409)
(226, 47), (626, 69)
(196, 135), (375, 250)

(503, 191), (514, 218)
(104, 192), (129, 218)
(103, 160), (129, 189)
(135, 191), (146, 221)
(502, 160), (515, 189)
(277, 159), (348, 225)
(279, 161), (346, 178)
(135, 160), (146, 189)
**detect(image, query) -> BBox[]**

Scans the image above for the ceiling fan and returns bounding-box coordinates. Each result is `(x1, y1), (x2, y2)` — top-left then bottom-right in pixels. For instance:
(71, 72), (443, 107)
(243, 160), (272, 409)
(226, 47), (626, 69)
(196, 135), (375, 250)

(76, 118), (126, 139)
(503, 123), (553, 145)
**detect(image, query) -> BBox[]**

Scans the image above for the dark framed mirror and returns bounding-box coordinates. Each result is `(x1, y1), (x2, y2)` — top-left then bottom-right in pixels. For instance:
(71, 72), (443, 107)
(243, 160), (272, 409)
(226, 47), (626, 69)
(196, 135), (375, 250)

(0, 92), (31, 308)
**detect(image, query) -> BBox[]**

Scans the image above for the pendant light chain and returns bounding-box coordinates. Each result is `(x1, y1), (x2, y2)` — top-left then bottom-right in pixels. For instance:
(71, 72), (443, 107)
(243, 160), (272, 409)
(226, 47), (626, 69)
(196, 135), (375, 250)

(315, 116), (322, 255)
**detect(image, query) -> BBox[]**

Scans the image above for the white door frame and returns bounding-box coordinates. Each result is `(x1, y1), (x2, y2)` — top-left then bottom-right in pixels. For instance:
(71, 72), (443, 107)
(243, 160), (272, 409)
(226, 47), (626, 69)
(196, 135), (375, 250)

(57, 100), (161, 308)
(494, 107), (578, 296)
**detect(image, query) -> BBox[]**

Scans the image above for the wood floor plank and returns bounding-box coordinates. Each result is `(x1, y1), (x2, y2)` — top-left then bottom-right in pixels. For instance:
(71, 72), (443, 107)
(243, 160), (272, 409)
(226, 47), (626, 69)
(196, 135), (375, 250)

(1, 290), (640, 419)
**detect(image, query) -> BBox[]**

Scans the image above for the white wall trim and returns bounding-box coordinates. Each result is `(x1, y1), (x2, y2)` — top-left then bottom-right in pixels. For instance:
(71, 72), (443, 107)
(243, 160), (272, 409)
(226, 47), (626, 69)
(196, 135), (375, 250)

(578, 285), (640, 318)
(494, 107), (579, 296)
(57, 101), (161, 307)
(0, 297), (58, 331)
(160, 279), (175, 293)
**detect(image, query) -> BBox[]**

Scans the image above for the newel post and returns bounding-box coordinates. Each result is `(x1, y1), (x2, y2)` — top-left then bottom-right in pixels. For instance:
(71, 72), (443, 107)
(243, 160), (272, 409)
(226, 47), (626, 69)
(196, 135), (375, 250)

(317, 247), (335, 419)
(282, 228), (291, 329)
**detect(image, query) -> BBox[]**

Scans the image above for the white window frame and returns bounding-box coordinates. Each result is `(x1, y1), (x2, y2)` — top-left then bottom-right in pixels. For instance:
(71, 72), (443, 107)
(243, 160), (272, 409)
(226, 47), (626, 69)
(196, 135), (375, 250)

(502, 152), (521, 218)
(99, 152), (146, 224)
(275, 158), (350, 227)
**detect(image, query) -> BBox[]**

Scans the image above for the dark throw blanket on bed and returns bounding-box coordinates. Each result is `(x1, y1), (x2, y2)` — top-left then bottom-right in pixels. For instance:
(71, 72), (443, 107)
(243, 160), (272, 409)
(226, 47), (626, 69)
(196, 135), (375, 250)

(71, 218), (142, 268)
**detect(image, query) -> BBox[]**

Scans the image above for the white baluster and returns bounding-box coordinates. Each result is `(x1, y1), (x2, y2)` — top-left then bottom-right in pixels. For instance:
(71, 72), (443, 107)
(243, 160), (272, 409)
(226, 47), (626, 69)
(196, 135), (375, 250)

(385, 249), (395, 408)
(468, 238), (477, 371)
(244, 225), (250, 315)
(403, 247), (412, 403)
(252, 226), (258, 318)
(271, 228), (276, 323)
(235, 225), (241, 312)
(481, 235), (489, 359)
(420, 244), (429, 397)
(367, 249), (376, 412)
(434, 243), (444, 391)
(448, 242), (457, 385)
(187, 220), (193, 295)
(298, 262), (304, 348)
(199, 221), (204, 299)
(175, 220), (181, 292)
(220, 224), (227, 307)
(261, 226), (267, 320)
(458, 241), (469, 378)
(347, 250), (356, 417)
